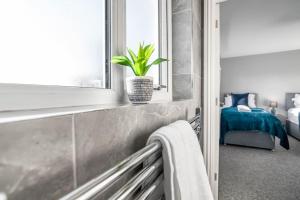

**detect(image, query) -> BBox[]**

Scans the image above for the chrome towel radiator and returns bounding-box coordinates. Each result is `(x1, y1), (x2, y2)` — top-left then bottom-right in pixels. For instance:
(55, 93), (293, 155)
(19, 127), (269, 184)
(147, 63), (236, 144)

(60, 108), (201, 200)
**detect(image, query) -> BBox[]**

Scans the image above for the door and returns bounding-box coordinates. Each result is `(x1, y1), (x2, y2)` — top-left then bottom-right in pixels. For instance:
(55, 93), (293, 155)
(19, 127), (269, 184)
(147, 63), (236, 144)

(203, 0), (220, 199)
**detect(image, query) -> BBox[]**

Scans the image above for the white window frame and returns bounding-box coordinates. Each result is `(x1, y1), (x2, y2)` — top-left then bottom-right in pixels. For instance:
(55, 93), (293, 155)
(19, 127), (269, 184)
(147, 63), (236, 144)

(151, 0), (173, 102)
(0, 0), (172, 112)
(124, 0), (172, 103)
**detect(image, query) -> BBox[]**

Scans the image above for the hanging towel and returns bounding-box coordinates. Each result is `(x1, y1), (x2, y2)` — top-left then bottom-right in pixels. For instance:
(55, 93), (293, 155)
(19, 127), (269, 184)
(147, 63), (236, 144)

(147, 120), (214, 200)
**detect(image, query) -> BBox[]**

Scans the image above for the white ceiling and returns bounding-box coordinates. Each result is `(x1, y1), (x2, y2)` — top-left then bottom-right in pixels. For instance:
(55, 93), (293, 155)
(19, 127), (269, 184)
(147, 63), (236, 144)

(220, 0), (300, 58)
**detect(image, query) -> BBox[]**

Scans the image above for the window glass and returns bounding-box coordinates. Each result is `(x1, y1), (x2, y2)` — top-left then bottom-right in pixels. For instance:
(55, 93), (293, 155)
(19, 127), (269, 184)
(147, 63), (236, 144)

(0, 0), (107, 88)
(126, 0), (160, 85)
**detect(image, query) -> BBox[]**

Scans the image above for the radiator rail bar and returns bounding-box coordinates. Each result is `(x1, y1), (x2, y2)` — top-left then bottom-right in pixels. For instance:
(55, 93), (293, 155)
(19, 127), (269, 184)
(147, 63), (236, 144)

(60, 109), (201, 200)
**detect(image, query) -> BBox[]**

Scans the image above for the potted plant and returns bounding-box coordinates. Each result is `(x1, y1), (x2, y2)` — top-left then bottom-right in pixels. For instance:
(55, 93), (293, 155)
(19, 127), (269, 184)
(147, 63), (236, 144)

(112, 43), (168, 104)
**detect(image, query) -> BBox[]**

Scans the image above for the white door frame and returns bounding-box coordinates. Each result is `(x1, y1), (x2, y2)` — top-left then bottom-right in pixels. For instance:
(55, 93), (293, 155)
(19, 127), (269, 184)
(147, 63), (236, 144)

(203, 0), (220, 199)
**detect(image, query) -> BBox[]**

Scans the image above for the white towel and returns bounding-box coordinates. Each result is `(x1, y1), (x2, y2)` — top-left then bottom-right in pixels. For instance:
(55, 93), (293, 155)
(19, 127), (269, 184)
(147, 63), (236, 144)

(147, 120), (214, 200)
(0, 193), (7, 200)
(237, 105), (251, 112)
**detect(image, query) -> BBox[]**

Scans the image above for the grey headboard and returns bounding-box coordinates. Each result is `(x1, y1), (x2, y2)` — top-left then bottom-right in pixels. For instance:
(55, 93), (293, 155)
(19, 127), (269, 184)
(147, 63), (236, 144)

(223, 93), (258, 102)
(286, 93), (300, 110)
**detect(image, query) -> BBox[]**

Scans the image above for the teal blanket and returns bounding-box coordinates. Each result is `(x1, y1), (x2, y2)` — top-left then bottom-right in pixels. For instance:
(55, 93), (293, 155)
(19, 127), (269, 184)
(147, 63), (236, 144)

(220, 107), (289, 149)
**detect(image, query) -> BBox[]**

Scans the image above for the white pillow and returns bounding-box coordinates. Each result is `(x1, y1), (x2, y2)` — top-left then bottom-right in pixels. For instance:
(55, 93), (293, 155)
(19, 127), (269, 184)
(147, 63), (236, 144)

(248, 93), (256, 108)
(237, 105), (251, 112)
(293, 94), (300, 108)
(224, 95), (232, 107)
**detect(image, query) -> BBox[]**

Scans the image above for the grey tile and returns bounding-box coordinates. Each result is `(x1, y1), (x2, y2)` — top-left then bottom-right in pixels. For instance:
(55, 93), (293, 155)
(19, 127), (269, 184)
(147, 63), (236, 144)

(192, 0), (202, 77)
(192, 28), (202, 77)
(74, 107), (139, 188)
(192, 0), (202, 27)
(172, 11), (192, 75)
(0, 116), (74, 200)
(172, 0), (192, 14)
(193, 74), (202, 106)
(173, 74), (193, 100)
(173, 41), (192, 75)
(134, 103), (188, 140)
(172, 10), (192, 41)
(74, 104), (190, 198)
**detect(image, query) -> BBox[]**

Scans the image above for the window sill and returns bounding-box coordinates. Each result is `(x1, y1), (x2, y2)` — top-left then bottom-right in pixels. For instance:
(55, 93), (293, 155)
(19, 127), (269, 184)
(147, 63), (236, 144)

(0, 100), (176, 124)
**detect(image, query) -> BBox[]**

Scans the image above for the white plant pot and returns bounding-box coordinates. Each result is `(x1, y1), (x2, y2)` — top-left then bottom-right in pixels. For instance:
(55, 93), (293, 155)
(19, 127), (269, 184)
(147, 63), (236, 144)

(126, 76), (153, 104)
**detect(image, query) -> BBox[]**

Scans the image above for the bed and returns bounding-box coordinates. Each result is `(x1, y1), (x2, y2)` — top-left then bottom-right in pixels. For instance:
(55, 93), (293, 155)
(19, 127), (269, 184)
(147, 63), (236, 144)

(286, 93), (300, 140)
(221, 107), (289, 150)
(220, 94), (289, 150)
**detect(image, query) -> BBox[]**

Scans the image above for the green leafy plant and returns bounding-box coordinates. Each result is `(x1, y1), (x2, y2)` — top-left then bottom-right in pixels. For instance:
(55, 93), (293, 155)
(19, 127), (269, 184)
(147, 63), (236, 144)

(111, 43), (168, 76)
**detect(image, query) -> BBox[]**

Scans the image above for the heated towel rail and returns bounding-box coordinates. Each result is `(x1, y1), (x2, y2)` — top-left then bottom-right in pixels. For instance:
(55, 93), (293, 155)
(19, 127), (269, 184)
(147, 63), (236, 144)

(60, 108), (201, 200)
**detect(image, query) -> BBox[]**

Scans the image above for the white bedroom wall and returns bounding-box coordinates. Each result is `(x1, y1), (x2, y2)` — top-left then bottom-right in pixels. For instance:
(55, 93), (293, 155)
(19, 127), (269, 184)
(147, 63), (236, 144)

(220, 0), (300, 58)
(220, 49), (300, 115)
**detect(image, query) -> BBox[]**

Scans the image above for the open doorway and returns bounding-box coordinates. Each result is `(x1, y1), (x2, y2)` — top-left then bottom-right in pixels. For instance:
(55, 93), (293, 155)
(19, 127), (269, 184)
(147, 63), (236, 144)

(217, 0), (300, 199)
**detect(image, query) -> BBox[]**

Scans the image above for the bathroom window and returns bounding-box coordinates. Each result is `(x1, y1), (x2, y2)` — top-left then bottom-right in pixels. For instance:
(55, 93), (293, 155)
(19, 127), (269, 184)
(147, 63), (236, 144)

(0, 0), (109, 88)
(0, 0), (171, 111)
(0, 0), (122, 111)
(126, 0), (170, 88)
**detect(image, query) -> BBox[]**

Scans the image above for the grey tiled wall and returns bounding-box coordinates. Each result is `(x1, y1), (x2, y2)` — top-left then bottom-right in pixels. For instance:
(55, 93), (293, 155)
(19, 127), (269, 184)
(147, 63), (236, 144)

(0, 0), (203, 199)
(0, 101), (199, 200)
(172, 0), (193, 100)
(0, 115), (74, 200)
(172, 0), (202, 103)
(192, 0), (203, 107)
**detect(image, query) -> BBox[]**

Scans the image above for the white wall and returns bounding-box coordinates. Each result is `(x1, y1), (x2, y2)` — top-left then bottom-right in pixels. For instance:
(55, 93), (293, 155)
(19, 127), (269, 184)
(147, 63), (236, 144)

(220, 0), (300, 58)
(221, 49), (300, 114)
